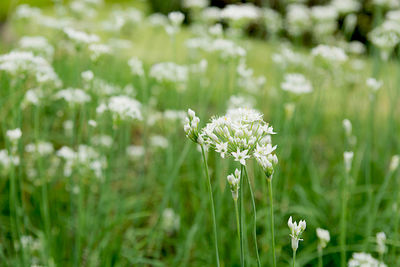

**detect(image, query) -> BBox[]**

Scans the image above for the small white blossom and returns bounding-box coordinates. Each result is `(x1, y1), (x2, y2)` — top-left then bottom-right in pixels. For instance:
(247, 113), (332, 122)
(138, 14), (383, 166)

(344, 151), (354, 173)
(390, 155), (400, 172)
(366, 78), (383, 92)
(316, 228), (330, 250)
(227, 169), (241, 200)
(376, 232), (387, 255)
(288, 216), (306, 251)
(281, 73), (312, 94)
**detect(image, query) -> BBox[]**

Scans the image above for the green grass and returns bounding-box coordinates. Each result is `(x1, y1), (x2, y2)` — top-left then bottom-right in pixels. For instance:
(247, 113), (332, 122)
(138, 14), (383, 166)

(0, 1), (399, 266)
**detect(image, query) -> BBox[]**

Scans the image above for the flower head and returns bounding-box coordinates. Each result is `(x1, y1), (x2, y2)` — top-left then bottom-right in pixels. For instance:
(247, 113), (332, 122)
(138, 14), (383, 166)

(184, 109), (202, 144)
(288, 216), (306, 251)
(227, 168), (241, 200)
(316, 228), (330, 250)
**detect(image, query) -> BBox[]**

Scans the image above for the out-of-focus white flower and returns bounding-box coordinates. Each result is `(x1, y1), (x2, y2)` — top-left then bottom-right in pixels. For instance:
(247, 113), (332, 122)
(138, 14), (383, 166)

(311, 45), (348, 64)
(286, 4), (311, 37)
(344, 151), (354, 173)
(288, 216), (306, 251)
(17, 36), (54, 60)
(64, 27), (100, 45)
(0, 51), (60, 85)
(6, 128), (22, 143)
(14, 4), (42, 19)
(202, 7), (221, 22)
(148, 13), (168, 26)
(331, 0), (361, 15)
(150, 62), (188, 85)
(209, 23), (223, 37)
(227, 169), (241, 200)
(92, 135), (113, 148)
(162, 208), (180, 234)
(316, 228), (330, 250)
(88, 43), (111, 61)
(227, 95), (255, 110)
(342, 119), (352, 136)
(369, 21), (400, 60)
(55, 88), (91, 105)
(221, 4), (260, 26)
(0, 149), (20, 168)
(281, 73), (312, 94)
(98, 95), (142, 122)
(150, 135), (169, 149)
(183, 0), (209, 9)
(128, 57), (144, 76)
(376, 232), (387, 255)
(366, 78), (383, 92)
(390, 155), (400, 172)
(22, 88), (44, 107)
(348, 252), (387, 267)
(25, 141), (54, 156)
(263, 8), (283, 35)
(81, 70), (94, 83)
(168, 11), (185, 26)
(88, 119), (97, 127)
(126, 145), (145, 159)
(373, 0), (399, 8)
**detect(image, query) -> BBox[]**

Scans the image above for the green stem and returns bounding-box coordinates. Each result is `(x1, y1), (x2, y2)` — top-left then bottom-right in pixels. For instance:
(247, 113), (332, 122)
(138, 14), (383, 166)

(340, 170), (348, 267)
(318, 247), (323, 267)
(234, 199), (243, 267)
(293, 250), (296, 267)
(240, 164), (245, 267)
(200, 145), (220, 267)
(244, 166), (261, 267)
(267, 178), (276, 267)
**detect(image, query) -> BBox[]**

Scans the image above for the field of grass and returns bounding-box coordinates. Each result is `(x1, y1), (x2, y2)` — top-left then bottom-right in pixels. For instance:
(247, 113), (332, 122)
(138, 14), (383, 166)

(0, 1), (399, 266)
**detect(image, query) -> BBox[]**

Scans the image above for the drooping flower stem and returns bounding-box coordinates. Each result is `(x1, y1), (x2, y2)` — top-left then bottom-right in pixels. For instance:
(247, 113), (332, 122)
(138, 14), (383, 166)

(234, 199), (243, 267)
(267, 178), (276, 267)
(200, 145), (220, 267)
(244, 166), (261, 267)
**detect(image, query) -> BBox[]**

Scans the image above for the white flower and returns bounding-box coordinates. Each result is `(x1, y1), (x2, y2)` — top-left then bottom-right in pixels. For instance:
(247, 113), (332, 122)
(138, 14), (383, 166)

(162, 208), (180, 234)
(88, 43), (111, 60)
(344, 151), (354, 173)
(128, 57), (144, 76)
(342, 119), (352, 137)
(376, 232), (387, 255)
(17, 36), (54, 60)
(150, 135), (169, 149)
(369, 21), (400, 60)
(286, 4), (311, 37)
(101, 95), (142, 122)
(64, 27), (100, 44)
(168, 11), (184, 26)
(150, 62), (188, 85)
(390, 155), (400, 172)
(316, 228), (330, 250)
(311, 45), (348, 64)
(6, 128), (22, 142)
(220, 4), (260, 24)
(55, 88), (91, 105)
(0, 149), (20, 168)
(81, 70), (94, 82)
(227, 169), (241, 200)
(184, 109), (201, 144)
(288, 216), (306, 251)
(126, 145), (145, 159)
(183, 0), (209, 9)
(231, 148), (250, 165)
(25, 141), (54, 156)
(331, 0), (361, 15)
(281, 73), (312, 94)
(348, 252), (387, 267)
(366, 78), (383, 92)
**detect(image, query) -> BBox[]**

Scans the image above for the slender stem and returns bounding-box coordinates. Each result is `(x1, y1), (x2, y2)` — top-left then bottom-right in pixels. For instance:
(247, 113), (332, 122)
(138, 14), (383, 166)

(340, 171), (348, 267)
(318, 247), (323, 267)
(234, 199), (243, 267)
(240, 164), (245, 267)
(200, 145), (220, 267)
(244, 166), (261, 267)
(267, 178), (276, 267)
(293, 250), (296, 267)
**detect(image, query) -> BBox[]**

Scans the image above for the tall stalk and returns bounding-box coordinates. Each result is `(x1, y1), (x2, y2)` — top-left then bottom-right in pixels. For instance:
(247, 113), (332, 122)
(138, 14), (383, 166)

(234, 199), (243, 267)
(200, 145), (220, 267)
(292, 250), (296, 267)
(244, 166), (261, 266)
(340, 170), (348, 267)
(239, 164), (245, 267)
(267, 178), (276, 267)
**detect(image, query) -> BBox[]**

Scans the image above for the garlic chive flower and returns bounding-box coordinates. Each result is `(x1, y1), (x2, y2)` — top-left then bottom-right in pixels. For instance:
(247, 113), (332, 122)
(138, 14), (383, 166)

(288, 216), (306, 251)
(227, 169), (240, 200)
(366, 78), (383, 92)
(6, 128), (22, 143)
(348, 252), (387, 267)
(184, 109), (202, 144)
(201, 107), (276, 170)
(344, 151), (354, 173)
(316, 228), (330, 250)
(376, 232), (387, 255)
(389, 155), (400, 172)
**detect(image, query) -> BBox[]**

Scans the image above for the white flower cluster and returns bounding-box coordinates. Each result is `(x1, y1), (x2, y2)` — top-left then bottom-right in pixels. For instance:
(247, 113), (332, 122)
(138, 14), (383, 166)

(55, 88), (91, 105)
(288, 216), (306, 251)
(57, 145), (106, 178)
(220, 4), (261, 25)
(316, 228), (330, 250)
(64, 27), (100, 45)
(128, 57), (144, 76)
(88, 43), (111, 61)
(25, 141), (54, 156)
(97, 95), (142, 123)
(262, 8), (283, 35)
(286, 4), (311, 37)
(366, 78), (383, 92)
(183, 0), (209, 9)
(369, 21), (400, 60)
(348, 252), (387, 267)
(199, 108), (277, 177)
(331, 0), (361, 15)
(0, 149), (20, 169)
(311, 5), (338, 38)
(236, 61), (266, 93)
(17, 36), (54, 60)
(227, 169), (240, 200)
(0, 51), (61, 85)
(311, 45), (348, 65)
(184, 109), (201, 144)
(162, 208), (180, 234)
(281, 73), (312, 94)
(344, 151), (354, 173)
(150, 62), (188, 85)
